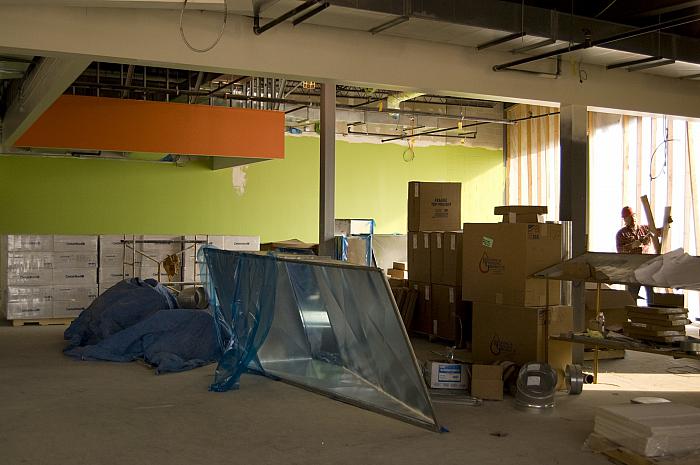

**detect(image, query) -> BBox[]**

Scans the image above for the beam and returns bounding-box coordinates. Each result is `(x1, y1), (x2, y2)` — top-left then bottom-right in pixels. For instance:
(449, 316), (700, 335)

(476, 32), (526, 51)
(1, 55), (89, 147)
(1, 7), (700, 118)
(319, 81), (335, 257)
(627, 59), (675, 72)
(559, 104), (588, 363)
(606, 56), (664, 70)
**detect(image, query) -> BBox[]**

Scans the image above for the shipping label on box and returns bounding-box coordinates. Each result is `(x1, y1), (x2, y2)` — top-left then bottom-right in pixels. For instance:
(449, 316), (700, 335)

(3, 235), (54, 252)
(52, 268), (97, 286)
(427, 361), (469, 389)
(6, 268), (53, 285)
(53, 235), (98, 253)
(408, 182), (462, 232)
(6, 252), (54, 270)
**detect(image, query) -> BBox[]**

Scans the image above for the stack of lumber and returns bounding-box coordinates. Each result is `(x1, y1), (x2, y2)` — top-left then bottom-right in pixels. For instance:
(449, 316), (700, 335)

(594, 403), (700, 458)
(624, 305), (688, 343)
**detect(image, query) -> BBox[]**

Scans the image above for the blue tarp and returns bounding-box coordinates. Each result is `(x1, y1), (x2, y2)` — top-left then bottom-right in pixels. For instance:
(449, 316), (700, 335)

(64, 278), (220, 374)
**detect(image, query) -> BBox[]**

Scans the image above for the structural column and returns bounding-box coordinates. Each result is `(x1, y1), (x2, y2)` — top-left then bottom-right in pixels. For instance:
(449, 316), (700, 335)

(319, 81), (336, 257)
(559, 104), (588, 362)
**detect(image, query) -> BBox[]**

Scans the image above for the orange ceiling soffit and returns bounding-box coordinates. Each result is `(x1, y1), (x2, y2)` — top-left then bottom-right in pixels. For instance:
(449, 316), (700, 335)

(15, 95), (285, 159)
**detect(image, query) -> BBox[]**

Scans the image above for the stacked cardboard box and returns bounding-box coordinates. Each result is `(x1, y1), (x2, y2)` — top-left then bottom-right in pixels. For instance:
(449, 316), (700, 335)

(99, 235), (261, 292)
(464, 215), (570, 376)
(406, 181), (468, 342)
(2, 235), (98, 320)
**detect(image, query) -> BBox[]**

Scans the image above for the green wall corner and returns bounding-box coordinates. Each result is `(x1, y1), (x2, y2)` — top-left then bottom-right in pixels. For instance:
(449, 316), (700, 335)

(0, 136), (504, 242)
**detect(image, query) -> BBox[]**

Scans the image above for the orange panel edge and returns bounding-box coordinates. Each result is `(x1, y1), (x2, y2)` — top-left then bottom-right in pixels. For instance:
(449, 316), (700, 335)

(15, 95), (285, 159)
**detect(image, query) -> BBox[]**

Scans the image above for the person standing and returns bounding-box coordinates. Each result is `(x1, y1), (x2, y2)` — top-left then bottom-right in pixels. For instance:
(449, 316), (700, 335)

(616, 206), (659, 304)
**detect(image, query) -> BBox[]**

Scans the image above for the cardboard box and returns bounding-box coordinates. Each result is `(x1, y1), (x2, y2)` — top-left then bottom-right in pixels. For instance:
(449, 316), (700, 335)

(407, 232), (431, 283)
(443, 231), (462, 286)
(388, 277), (407, 288)
(494, 206), (547, 224)
(2, 235), (54, 252)
(472, 303), (572, 367)
(393, 261), (406, 271)
(52, 252), (97, 269)
(431, 285), (471, 341)
(408, 182), (461, 232)
(5, 286), (53, 302)
(52, 268), (97, 286)
(585, 288), (635, 328)
(6, 300), (53, 320)
(98, 267), (132, 285)
(5, 252), (54, 270)
(388, 268), (408, 279)
(99, 235), (130, 252)
(53, 235), (98, 253)
(470, 364), (503, 400)
(462, 223), (562, 307)
(408, 281), (432, 334)
(52, 285), (98, 302)
(334, 219), (374, 236)
(430, 232), (444, 284)
(53, 297), (94, 318)
(223, 235), (261, 251)
(5, 268), (53, 286)
(426, 361), (469, 389)
(345, 236), (371, 266)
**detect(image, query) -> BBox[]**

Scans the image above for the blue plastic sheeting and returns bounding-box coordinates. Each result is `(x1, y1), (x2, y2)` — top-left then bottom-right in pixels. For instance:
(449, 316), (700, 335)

(202, 248), (440, 431)
(203, 250), (276, 391)
(64, 278), (219, 374)
(65, 309), (221, 374)
(64, 278), (177, 350)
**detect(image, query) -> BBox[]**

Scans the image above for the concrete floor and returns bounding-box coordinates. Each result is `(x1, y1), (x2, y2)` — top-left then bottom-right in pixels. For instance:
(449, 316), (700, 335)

(2, 325), (700, 465)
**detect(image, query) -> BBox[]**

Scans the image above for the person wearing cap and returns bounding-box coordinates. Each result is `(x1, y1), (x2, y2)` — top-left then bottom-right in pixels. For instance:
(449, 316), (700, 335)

(616, 206), (658, 304)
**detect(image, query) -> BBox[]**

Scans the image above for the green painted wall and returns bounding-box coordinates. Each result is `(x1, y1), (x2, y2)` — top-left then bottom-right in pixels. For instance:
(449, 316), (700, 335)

(0, 136), (503, 242)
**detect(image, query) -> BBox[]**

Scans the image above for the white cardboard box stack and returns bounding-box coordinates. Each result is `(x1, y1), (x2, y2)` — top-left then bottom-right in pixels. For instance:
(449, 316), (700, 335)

(1, 235), (98, 320)
(182, 235), (261, 281)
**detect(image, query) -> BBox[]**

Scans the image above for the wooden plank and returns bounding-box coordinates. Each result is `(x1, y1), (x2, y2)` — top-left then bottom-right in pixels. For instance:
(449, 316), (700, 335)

(687, 121), (700, 255)
(641, 195), (661, 253)
(623, 115), (631, 205)
(584, 348), (626, 360)
(11, 318), (73, 327)
(637, 117), (644, 217)
(517, 106), (523, 204)
(536, 110), (543, 205)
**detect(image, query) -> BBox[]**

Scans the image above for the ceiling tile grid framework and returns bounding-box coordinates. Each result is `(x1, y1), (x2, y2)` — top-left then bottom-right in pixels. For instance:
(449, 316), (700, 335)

(0, 0), (699, 136)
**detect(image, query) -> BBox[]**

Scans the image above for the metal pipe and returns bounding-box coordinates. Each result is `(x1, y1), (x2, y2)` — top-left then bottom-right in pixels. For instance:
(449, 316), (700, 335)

(254, 0), (322, 35)
(68, 81), (517, 125)
(292, 2), (330, 26)
(493, 13), (700, 71)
